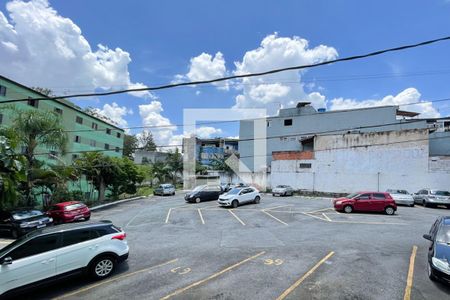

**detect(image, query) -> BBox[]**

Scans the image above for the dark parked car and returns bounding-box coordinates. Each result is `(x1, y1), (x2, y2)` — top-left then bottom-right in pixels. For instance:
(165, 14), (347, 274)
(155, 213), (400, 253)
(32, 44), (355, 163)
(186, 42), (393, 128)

(0, 209), (53, 238)
(185, 185), (223, 203)
(423, 216), (450, 284)
(46, 201), (91, 224)
(333, 192), (397, 215)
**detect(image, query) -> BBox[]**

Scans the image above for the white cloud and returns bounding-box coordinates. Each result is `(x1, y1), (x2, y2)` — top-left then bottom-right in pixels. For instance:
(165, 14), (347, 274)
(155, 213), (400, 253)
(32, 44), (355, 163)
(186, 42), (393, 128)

(138, 100), (177, 147)
(329, 88), (440, 118)
(174, 51), (229, 90)
(232, 33), (338, 114)
(195, 126), (222, 139)
(94, 102), (133, 128)
(0, 0), (152, 98)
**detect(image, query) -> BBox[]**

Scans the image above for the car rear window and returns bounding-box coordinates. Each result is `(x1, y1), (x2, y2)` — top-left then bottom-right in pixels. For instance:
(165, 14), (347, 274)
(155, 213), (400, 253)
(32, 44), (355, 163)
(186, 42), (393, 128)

(435, 191), (450, 196)
(64, 203), (85, 211)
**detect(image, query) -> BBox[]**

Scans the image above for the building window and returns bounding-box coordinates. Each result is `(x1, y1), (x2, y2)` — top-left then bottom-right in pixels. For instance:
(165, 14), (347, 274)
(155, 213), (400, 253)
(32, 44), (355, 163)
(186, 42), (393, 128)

(72, 154), (79, 161)
(284, 119), (293, 126)
(299, 163), (312, 169)
(106, 128), (111, 135)
(0, 85), (6, 96)
(116, 132), (121, 138)
(0, 114), (3, 124)
(105, 144), (110, 150)
(267, 120), (272, 127)
(115, 147), (120, 153)
(74, 136), (81, 143)
(90, 140), (96, 147)
(54, 108), (63, 115)
(92, 122), (98, 130)
(27, 98), (39, 108)
(75, 116), (83, 124)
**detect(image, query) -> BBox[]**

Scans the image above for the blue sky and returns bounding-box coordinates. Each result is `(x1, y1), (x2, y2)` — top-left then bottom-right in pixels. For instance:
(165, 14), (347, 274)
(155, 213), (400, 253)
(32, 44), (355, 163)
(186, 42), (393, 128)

(1, 0), (450, 146)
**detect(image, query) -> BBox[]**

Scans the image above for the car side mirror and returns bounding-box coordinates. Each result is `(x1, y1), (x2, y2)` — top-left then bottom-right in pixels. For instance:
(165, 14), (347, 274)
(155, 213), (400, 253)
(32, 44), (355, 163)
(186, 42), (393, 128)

(1, 257), (12, 265)
(423, 234), (432, 241)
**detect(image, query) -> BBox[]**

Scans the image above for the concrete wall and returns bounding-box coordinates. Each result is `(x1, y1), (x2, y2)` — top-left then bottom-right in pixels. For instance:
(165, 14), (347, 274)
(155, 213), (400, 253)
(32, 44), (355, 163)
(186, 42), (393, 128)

(429, 131), (450, 156)
(240, 105), (428, 172)
(271, 129), (450, 193)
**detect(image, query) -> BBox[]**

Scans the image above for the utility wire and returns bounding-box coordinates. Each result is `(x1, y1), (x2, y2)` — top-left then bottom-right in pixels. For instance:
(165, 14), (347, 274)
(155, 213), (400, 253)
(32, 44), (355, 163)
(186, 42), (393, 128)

(2, 35), (450, 104)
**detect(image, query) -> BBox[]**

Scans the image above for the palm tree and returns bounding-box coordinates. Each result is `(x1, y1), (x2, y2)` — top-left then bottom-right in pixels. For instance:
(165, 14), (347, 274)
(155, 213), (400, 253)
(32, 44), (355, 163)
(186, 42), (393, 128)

(167, 148), (183, 185)
(151, 161), (171, 184)
(11, 109), (67, 205)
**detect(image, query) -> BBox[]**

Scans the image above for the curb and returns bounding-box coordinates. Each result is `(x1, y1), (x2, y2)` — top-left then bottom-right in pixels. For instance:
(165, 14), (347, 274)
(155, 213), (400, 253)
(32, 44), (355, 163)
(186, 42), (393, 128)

(90, 196), (147, 211)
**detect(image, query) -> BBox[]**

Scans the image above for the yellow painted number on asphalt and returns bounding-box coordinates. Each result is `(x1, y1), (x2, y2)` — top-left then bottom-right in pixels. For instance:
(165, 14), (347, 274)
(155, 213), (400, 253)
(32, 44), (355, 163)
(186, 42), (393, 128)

(264, 259), (283, 266)
(170, 267), (191, 275)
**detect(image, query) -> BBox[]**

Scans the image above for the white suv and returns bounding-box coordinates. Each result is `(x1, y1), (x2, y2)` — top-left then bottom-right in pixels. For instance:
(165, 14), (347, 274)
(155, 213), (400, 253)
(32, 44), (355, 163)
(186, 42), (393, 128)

(0, 220), (129, 296)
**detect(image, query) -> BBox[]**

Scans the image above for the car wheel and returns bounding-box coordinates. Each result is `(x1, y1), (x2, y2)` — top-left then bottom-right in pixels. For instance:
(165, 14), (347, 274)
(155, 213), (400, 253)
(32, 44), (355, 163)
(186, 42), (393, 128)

(172, 192), (175, 196)
(423, 200), (428, 207)
(343, 205), (353, 213)
(427, 262), (437, 281)
(90, 255), (116, 279)
(384, 206), (395, 215)
(11, 229), (18, 239)
(272, 193), (275, 197)
(409, 203), (414, 207)
(254, 196), (261, 204)
(195, 197), (201, 203)
(85, 216), (91, 221)
(232, 200), (239, 208)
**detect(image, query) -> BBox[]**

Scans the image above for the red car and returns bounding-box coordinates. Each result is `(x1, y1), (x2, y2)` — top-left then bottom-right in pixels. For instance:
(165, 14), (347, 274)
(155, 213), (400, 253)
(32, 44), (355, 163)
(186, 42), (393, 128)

(46, 201), (91, 224)
(333, 192), (397, 215)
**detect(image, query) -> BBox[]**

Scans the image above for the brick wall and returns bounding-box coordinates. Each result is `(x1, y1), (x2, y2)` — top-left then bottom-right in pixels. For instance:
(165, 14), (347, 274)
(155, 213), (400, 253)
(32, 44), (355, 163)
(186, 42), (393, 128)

(272, 151), (314, 160)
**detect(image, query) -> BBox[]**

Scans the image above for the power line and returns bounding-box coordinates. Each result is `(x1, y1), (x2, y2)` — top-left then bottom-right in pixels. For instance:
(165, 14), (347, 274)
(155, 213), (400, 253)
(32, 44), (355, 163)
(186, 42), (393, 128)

(2, 35), (450, 104)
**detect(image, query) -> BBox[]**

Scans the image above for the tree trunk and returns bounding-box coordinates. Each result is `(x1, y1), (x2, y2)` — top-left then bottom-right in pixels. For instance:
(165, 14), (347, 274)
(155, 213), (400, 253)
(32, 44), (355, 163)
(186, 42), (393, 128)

(98, 178), (106, 201)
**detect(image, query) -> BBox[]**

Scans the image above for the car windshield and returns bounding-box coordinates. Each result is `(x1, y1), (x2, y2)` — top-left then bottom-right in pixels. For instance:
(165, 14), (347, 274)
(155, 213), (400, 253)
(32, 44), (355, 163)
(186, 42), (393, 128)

(276, 185), (286, 188)
(192, 185), (205, 192)
(162, 184), (172, 188)
(436, 224), (450, 244)
(64, 203), (85, 211)
(346, 193), (359, 199)
(11, 210), (43, 220)
(227, 188), (241, 195)
(435, 191), (450, 196)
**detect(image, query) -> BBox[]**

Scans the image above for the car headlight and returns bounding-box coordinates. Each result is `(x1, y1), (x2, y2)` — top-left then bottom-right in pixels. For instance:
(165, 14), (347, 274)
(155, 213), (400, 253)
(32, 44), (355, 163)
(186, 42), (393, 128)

(335, 201), (342, 205)
(19, 222), (29, 228)
(432, 257), (450, 274)
(48, 217), (53, 223)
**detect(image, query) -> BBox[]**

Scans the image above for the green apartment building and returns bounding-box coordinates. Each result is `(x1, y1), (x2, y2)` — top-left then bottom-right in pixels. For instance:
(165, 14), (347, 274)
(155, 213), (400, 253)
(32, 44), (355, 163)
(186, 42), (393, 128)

(0, 75), (125, 201)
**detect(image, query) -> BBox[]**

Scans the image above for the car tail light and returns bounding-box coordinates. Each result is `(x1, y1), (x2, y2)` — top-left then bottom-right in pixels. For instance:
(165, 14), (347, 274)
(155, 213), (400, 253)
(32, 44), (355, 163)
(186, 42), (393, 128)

(112, 233), (126, 240)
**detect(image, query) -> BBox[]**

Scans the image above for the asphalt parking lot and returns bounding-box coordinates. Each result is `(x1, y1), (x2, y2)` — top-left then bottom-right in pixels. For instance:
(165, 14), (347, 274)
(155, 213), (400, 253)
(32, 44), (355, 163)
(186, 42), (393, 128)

(2, 194), (450, 300)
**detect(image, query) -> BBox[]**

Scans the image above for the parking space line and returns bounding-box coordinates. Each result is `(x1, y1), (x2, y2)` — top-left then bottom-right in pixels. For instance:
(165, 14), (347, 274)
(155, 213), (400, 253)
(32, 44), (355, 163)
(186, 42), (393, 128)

(276, 251), (335, 300)
(54, 258), (179, 300)
(198, 209), (205, 225)
(125, 209), (146, 228)
(165, 208), (172, 223)
(160, 251), (265, 300)
(302, 212), (330, 222)
(331, 220), (407, 225)
(306, 207), (334, 214)
(261, 210), (289, 226)
(264, 205), (292, 211)
(229, 210), (246, 226)
(322, 213), (332, 222)
(403, 245), (417, 300)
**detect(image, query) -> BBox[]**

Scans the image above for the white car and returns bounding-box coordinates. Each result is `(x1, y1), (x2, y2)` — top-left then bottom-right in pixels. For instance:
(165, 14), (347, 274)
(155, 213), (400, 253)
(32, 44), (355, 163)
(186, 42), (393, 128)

(386, 189), (414, 207)
(218, 187), (261, 208)
(0, 221), (129, 296)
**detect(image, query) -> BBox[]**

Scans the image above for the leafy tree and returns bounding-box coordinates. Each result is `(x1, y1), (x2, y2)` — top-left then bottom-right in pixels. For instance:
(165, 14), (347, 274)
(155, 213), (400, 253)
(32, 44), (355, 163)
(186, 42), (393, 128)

(211, 153), (238, 182)
(166, 148), (183, 184)
(138, 130), (157, 151)
(109, 157), (144, 199)
(123, 134), (138, 159)
(150, 160), (171, 184)
(0, 136), (26, 209)
(75, 152), (118, 202)
(195, 160), (208, 175)
(10, 109), (67, 205)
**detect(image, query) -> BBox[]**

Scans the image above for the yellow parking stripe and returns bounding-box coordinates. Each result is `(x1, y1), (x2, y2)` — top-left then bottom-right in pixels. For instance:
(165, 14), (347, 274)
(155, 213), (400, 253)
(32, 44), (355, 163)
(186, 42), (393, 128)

(276, 251), (334, 300)
(160, 251), (265, 300)
(403, 245), (417, 300)
(54, 258), (179, 300)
